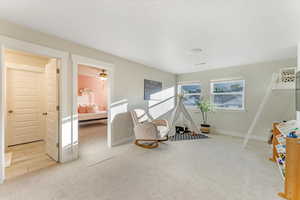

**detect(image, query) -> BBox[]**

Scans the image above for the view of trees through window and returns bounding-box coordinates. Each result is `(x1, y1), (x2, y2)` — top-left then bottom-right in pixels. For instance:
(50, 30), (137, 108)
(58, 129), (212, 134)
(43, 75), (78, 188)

(178, 80), (244, 110)
(211, 80), (245, 110)
(178, 84), (201, 106)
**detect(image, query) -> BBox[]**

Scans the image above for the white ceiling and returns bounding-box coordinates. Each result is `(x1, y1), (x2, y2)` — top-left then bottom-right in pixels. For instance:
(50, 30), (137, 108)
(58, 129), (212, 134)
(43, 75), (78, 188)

(0, 0), (299, 74)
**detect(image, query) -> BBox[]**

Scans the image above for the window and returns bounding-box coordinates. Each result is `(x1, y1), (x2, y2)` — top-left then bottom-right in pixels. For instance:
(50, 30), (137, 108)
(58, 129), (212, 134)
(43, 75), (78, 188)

(178, 83), (201, 107)
(211, 80), (245, 110)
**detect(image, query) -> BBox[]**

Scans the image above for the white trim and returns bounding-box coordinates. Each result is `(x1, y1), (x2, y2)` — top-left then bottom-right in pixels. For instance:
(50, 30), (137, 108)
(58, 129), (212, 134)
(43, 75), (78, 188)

(177, 81), (202, 84)
(6, 63), (45, 73)
(183, 93), (201, 96)
(178, 82), (202, 86)
(210, 79), (245, 93)
(210, 79), (245, 111)
(210, 77), (244, 82)
(78, 71), (97, 77)
(71, 54), (114, 160)
(211, 91), (243, 95)
(0, 35), (70, 182)
(78, 64), (105, 77)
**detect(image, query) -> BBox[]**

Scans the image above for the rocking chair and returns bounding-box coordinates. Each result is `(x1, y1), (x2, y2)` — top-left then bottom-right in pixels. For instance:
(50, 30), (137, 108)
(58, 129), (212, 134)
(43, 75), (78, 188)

(130, 109), (169, 149)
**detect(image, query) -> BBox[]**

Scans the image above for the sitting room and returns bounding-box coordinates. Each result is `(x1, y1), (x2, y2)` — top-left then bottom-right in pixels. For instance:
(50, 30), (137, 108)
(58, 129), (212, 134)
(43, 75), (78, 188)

(0, 1), (299, 200)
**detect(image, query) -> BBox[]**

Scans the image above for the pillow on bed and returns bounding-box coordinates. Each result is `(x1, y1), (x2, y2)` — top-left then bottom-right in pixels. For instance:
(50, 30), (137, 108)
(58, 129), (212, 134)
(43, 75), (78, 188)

(86, 105), (99, 113)
(99, 105), (107, 111)
(78, 105), (87, 113)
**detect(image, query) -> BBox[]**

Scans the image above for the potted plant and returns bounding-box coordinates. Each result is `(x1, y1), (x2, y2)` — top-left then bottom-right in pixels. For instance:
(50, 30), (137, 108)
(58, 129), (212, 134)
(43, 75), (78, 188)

(197, 99), (214, 134)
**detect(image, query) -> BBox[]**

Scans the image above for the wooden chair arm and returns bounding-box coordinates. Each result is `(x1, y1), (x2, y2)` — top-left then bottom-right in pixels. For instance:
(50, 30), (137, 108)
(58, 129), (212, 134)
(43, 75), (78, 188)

(152, 119), (168, 127)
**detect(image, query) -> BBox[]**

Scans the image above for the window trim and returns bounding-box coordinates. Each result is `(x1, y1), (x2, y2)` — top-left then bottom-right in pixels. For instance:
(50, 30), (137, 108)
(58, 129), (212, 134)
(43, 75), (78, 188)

(210, 79), (245, 111)
(177, 82), (201, 108)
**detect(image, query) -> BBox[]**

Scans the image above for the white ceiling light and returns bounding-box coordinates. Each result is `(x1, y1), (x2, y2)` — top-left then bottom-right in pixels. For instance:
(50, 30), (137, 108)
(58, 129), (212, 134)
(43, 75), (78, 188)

(195, 63), (206, 66)
(188, 48), (203, 56)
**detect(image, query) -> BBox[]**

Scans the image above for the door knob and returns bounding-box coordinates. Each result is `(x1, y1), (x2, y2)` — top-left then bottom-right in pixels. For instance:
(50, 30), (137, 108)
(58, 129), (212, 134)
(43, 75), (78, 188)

(42, 112), (48, 116)
(8, 110), (13, 114)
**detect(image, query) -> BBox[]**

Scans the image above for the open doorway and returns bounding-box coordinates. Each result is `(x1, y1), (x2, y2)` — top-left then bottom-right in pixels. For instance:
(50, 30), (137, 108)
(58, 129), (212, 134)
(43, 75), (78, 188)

(4, 49), (59, 179)
(77, 64), (108, 157)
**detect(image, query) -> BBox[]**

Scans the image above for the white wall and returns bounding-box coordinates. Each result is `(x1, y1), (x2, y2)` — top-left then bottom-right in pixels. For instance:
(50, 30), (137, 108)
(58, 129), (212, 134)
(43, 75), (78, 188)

(0, 19), (176, 146)
(297, 43), (300, 120)
(177, 58), (297, 141)
(297, 42), (300, 71)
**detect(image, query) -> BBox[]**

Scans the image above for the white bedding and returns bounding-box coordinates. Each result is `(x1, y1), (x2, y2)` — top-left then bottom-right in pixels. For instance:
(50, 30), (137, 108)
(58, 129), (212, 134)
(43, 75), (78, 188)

(79, 111), (107, 121)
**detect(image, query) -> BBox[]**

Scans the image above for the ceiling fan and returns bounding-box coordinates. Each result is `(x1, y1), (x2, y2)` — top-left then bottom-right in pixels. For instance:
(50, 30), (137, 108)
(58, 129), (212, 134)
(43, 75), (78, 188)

(97, 69), (108, 80)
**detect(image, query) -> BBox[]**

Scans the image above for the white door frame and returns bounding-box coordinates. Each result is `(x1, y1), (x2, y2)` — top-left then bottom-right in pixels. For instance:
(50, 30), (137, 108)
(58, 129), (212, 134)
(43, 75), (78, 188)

(72, 55), (114, 158)
(0, 35), (69, 183)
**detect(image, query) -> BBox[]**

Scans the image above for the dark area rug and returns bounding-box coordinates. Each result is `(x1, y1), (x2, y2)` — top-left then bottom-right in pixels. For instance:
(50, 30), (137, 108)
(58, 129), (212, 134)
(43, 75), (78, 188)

(169, 132), (209, 141)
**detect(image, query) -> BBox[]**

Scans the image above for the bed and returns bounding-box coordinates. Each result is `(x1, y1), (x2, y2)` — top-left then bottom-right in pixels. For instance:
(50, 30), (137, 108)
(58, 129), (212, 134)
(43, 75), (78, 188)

(78, 111), (107, 124)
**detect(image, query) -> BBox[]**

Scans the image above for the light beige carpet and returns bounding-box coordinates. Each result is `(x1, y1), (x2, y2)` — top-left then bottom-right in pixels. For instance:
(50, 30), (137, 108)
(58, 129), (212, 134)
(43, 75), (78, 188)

(0, 127), (283, 200)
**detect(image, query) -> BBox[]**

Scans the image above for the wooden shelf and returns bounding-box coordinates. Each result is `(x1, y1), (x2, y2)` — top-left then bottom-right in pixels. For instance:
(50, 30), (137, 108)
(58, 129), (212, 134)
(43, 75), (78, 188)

(271, 123), (300, 200)
(276, 157), (285, 181)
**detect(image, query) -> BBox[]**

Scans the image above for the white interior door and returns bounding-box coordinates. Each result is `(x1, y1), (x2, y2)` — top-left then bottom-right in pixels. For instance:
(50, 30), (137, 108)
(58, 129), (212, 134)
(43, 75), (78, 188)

(45, 59), (59, 161)
(6, 67), (44, 146)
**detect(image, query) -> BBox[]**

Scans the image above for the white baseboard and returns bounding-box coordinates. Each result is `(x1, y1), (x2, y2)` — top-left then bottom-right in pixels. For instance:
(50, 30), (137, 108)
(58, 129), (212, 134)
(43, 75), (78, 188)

(112, 136), (134, 146)
(214, 129), (267, 142)
(59, 144), (76, 163)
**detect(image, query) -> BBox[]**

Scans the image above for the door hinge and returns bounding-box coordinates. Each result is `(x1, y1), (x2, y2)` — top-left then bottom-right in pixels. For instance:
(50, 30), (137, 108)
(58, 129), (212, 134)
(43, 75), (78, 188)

(56, 68), (60, 74)
(56, 105), (59, 111)
(56, 143), (59, 148)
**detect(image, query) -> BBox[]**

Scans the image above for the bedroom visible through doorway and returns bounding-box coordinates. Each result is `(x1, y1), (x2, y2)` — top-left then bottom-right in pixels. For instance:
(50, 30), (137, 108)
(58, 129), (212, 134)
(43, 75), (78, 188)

(77, 64), (108, 158)
(4, 49), (59, 180)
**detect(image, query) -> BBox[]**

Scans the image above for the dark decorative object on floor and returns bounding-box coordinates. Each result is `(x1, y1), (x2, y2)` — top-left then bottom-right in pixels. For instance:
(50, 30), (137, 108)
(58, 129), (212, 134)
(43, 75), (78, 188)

(175, 126), (194, 134)
(175, 126), (185, 134)
(184, 127), (190, 134)
(169, 132), (208, 141)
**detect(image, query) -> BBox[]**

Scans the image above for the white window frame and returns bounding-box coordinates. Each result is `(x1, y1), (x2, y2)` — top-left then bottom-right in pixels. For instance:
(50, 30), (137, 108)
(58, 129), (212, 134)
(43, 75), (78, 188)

(177, 82), (201, 109)
(210, 79), (245, 111)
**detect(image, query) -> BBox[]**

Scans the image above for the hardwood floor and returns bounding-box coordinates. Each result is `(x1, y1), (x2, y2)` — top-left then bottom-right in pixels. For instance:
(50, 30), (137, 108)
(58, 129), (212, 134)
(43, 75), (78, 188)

(5, 141), (57, 180)
(5, 122), (107, 180)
